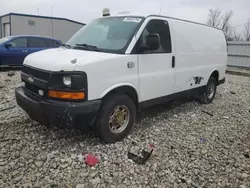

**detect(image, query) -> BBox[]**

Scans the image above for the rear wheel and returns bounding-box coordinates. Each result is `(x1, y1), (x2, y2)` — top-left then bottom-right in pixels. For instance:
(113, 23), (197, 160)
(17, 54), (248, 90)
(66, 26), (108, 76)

(199, 77), (217, 104)
(95, 93), (136, 143)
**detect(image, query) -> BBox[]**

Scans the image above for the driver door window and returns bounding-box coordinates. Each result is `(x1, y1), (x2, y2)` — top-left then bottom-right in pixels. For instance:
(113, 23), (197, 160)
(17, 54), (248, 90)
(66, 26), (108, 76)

(136, 19), (172, 54)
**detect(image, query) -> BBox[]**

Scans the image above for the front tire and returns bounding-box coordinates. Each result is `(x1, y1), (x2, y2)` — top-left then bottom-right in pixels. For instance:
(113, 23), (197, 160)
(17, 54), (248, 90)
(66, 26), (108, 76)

(95, 93), (136, 143)
(199, 77), (217, 104)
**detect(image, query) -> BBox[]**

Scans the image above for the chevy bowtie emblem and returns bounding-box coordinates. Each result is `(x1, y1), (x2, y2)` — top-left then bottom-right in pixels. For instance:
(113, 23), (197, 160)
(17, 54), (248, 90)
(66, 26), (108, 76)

(28, 76), (34, 83)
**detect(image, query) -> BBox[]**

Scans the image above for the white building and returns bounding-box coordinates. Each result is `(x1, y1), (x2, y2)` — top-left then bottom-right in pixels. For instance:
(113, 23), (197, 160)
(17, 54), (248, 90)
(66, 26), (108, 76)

(0, 13), (85, 43)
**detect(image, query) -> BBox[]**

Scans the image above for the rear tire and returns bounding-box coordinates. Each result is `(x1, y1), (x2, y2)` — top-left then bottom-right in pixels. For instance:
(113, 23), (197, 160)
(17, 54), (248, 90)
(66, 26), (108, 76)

(95, 93), (136, 143)
(199, 77), (217, 104)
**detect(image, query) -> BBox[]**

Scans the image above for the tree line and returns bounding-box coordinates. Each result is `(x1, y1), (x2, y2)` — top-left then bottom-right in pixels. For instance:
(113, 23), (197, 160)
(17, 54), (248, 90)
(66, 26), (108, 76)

(207, 9), (250, 41)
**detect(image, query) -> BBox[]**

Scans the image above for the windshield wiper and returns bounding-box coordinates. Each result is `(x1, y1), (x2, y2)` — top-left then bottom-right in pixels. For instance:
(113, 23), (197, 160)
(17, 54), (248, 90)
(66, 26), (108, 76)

(74, 43), (101, 52)
(61, 44), (72, 49)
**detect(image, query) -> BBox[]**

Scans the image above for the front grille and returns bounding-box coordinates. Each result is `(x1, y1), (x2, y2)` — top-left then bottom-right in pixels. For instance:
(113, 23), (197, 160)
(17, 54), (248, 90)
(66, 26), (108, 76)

(22, 66), (49, 97)
(25, 82), (39, 93)
(22, 65), (51, 81)
(25, 82), (47, 97)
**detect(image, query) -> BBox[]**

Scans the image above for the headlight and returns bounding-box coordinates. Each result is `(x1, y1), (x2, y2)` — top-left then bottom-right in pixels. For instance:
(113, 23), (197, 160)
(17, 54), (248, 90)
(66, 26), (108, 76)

(63, 76), (71, 87)
(48, 72), (88, 100)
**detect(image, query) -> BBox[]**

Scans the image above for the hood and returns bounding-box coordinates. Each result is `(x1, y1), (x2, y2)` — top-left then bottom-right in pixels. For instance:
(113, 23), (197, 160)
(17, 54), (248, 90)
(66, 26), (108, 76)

(24, 48), (117, 71)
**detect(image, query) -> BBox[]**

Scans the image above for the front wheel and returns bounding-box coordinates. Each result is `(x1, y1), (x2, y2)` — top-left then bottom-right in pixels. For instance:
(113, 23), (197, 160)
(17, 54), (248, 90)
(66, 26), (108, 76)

(199, 77), (217, 104)
(95, 93), (136, 143)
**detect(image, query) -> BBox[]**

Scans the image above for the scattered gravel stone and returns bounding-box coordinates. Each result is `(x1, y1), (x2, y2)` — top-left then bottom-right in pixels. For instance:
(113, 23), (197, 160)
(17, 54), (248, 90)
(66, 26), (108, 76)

(75, 184), (85, 188)
(0, 71), (250, 187)
(34, 161), (44, 168)
(187, 179), (192, 185)
(239, 185), (247, 188)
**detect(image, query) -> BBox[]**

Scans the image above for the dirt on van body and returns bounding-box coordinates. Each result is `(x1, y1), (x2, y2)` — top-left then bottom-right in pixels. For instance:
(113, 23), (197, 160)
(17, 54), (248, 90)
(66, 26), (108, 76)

(0, 71), (250, 188)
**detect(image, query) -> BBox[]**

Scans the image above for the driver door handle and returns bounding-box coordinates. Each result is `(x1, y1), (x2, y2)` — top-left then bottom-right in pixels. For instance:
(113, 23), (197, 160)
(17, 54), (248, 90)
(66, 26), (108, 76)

(23, 50), (28, 53)
(127, 62), (135, 68)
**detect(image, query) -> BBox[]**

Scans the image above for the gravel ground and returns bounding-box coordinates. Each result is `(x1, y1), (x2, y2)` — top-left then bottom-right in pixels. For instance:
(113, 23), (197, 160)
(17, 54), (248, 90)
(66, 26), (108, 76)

(0, 71), (250, 188)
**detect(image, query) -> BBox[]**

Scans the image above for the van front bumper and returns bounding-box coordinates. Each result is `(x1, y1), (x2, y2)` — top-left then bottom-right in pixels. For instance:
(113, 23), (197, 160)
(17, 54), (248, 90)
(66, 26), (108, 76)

(15, 86), (101, 128)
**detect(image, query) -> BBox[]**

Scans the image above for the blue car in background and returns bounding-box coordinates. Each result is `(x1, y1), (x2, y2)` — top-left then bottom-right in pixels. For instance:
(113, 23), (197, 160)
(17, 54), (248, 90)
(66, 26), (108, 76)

(0, 35), (62, 66)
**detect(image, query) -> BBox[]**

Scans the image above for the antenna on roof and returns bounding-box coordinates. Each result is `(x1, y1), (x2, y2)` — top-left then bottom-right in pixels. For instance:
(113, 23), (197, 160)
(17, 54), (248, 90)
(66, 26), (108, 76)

(159, 0), (163, 15)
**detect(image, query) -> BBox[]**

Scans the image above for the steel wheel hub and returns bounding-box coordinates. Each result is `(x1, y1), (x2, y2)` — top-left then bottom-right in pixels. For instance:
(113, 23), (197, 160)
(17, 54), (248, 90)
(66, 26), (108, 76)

(109, 105), (130, 134)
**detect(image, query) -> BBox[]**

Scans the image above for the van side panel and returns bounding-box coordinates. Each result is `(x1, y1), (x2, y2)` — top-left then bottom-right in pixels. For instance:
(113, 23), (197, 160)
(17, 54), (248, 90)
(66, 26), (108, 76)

(172, 20), (227, 93)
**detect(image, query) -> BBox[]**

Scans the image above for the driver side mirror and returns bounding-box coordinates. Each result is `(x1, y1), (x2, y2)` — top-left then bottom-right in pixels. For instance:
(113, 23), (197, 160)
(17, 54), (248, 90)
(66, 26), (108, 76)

(5, 43), (12, 48)
(139, 33), (160, 52)
(146, 34), (160, 50)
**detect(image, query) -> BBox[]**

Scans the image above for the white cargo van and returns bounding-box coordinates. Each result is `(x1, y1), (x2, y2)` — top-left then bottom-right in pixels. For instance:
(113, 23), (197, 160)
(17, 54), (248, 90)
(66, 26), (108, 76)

(15, 15), (227, 143)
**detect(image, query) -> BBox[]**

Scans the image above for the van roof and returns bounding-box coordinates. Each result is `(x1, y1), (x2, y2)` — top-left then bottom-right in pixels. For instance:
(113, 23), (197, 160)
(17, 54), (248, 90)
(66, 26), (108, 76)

(148, 15), (222, 31)
(104, 14), (221, 31)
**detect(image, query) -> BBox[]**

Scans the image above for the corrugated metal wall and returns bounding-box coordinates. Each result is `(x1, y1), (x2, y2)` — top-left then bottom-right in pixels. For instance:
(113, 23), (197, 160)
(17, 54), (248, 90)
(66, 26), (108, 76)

(227, 41), (250, 68)
(10, 15), (84, 43)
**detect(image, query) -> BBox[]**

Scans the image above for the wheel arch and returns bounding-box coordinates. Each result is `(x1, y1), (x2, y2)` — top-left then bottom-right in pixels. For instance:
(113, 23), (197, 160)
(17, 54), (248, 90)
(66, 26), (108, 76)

(100, 83), (140, 109)
(209, 70), (219, 83)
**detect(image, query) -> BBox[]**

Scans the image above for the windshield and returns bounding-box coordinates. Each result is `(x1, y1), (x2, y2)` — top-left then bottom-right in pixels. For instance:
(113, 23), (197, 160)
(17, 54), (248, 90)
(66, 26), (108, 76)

(66, 16), (143, 53)
(0, 37), (11, 44)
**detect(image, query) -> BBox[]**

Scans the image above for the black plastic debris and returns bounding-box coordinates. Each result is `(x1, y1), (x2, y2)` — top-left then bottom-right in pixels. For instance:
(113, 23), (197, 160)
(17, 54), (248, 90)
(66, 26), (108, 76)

(244, 153), (249, 158)
(50, 184), (59, 188)
(201, 110), (213, 117)
(7, 72), (15, 77)
(230, 91), (236, 95)
(127, 141), (153, 165)
(179, 178), (186, 183)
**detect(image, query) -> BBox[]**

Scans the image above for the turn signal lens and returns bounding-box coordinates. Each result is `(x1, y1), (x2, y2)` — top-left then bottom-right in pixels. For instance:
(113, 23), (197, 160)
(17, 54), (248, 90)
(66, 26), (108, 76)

(48, 90), (85, 100)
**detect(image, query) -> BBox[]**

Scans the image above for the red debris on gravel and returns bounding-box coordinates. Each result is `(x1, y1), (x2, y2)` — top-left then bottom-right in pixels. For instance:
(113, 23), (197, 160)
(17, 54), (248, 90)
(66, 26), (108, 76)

(148, 143), (155, 149)
(85, 154), (99, 166)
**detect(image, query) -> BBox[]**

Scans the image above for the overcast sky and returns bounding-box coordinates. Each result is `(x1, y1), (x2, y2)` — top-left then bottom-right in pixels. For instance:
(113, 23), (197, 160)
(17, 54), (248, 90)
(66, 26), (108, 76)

(1, 0), (250, 32)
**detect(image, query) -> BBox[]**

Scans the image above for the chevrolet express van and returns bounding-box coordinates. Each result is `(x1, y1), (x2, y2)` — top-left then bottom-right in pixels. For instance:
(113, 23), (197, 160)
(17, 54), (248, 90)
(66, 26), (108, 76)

(15, 15), (227, 143)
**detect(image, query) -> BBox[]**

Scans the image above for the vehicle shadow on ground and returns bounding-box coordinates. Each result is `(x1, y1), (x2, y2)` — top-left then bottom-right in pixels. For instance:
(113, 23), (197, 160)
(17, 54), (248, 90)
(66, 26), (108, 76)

(31, 97), (197, 147)
(139, 98), (194, 119)
(133, 98), (197, 132)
